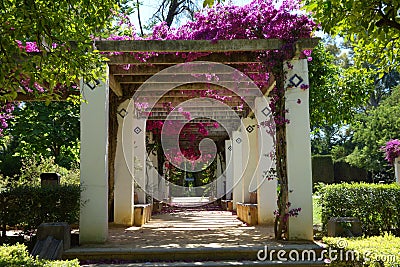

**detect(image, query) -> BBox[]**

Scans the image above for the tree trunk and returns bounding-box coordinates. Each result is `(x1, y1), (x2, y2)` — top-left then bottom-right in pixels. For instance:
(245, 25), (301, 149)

(273, 67), (289, 240)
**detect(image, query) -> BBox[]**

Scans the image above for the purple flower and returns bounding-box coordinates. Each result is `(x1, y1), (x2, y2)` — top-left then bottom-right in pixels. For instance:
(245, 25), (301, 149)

(382, 139), (400, 164)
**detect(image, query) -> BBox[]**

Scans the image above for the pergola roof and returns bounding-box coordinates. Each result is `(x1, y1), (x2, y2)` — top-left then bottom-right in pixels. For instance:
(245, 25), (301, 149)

(97, 38), (319, 142)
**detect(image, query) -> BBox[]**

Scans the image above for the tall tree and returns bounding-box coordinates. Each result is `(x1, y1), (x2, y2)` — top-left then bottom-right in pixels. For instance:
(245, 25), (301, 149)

(346, 85), (400, 181)
(150, 0), (199, 27)
(304, 0), (400, 73)
(0, 0), (117, 102)
(5, 101), (80, 168)
(308, 42), (374, 130)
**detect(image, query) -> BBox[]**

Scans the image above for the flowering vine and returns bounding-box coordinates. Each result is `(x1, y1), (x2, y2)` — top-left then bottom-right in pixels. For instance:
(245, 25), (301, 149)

(382, 139), (400, 164)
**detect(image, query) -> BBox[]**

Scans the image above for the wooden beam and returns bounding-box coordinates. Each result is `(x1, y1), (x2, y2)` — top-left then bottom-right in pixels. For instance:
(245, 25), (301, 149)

(95, 39), (284, 52)
(122, 83), (263, 96)
(109, 64), (261, 76)
(114, 74), (267, 84)
(106, 52), (263, 65)
(108, 74), (123, 97)
(294, 38), (321, 56)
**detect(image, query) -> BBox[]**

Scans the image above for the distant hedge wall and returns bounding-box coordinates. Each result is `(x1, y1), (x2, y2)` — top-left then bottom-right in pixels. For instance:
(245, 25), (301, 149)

(320, 183), (400, 236)
(312, 155), (334, 184)
(333, 160), (368, 182)
(312, 155), (369, 184)
(0, 185), (80, 235)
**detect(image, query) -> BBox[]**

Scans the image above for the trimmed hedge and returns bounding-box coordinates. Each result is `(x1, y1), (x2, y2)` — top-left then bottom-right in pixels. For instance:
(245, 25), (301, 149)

(0, 243), (79, 267)
(323, 234), (400, 267)
(0, 185), (80, 235)
(320, 183), (400, 236)
(333, 161), (369, 183)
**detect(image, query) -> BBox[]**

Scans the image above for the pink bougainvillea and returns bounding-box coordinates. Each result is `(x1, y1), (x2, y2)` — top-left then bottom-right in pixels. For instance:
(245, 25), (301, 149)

(0, 103), (14, 135)
(382, 139), (400, 164)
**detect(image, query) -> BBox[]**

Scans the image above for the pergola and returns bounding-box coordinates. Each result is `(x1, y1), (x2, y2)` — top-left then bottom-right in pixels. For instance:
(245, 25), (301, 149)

(79, 38), (319, 244)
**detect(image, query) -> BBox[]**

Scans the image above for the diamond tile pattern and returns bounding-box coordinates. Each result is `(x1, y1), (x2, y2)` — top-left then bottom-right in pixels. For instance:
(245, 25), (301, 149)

(261, 107), (271, 117)
(85, 80), (100, 90)
(117, 108), (127, 118)
(134, 126), (142, 135)
(228, 145), (232, 151)
(235, 137), (242, 144)
(246, 125), (254, 133)
(289, 74), (303, 87)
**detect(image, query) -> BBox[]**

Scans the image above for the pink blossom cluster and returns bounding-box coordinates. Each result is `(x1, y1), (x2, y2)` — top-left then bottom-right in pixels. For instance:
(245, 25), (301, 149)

(382, 139), (400, 164)
(0, 103), (14, 135)
(164, 147), (215, 170)
(152, 0), (315, 42)
(16, 40), (40, 52)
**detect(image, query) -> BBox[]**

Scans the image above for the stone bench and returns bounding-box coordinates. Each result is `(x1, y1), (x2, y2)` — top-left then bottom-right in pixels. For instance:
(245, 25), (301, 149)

(221, 200), (233, 211)
(237, 203), (258, 226)
(152, 201), (163, 213)
(134, 204), (153, 227)
(327, 217), (362, 237)
(31, 222), (70, 260)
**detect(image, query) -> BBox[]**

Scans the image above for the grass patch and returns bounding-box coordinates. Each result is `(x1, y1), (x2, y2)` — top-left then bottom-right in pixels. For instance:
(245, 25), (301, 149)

(323, 234), (400, 266)
(313, 195), (322, 226)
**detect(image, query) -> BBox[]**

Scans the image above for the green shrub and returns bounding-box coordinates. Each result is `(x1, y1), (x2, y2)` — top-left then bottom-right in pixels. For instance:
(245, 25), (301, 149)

(0, 157), (79, 189)
(320, 183), (400, 236)
(323, 234), (400, 267)
(0, 185), (80, 235)
(0, 243), (79, 267)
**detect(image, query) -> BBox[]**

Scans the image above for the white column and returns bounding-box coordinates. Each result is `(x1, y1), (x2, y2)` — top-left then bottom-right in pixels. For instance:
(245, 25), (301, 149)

(79, 78), (109, 244)
(255, 96), (277, 225)
(132, 118), (147, 204)
(395, 157), (400, 183)
(147, 134), (160, 202)
(114, 100), (134, 225)
(241, 117), (258, 203)
(216, 153), (225, 199)
(225, 140), (233, 200)
(232, 131), (243, 209)
(285, 59), (313, 240)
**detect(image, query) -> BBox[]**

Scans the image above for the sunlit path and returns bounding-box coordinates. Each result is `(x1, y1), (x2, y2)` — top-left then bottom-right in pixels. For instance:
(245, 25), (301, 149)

(76, 204), (275, 249)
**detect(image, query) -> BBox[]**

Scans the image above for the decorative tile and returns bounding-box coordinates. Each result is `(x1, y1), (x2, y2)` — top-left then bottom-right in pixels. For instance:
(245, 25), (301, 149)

(235, 137), (242, 144)
(117, 108), (127, 118)
(289, 74), (303, 87)
(228, 145), (232, 151)
(134, 126), (142, 135)
(85, 80), (100, 90)
(246, 125), (254, 133)
(261, 107), (271, 117)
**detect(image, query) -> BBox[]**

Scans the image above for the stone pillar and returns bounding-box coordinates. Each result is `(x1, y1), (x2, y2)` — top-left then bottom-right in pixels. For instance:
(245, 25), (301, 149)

(147, 133), (160, 202)
(114, 100), (134, 225)
(216, 153), (225, 199)
(225, 140), (233, 200)
(241, 117), (258, 203)
(255, 96), (277, 225)
(285, 59), (313, 240)
(79, 78), (109, 244)
(132, 118), (147, 204)
(232, 131), (243, 209)
(395, 157), (400, 184)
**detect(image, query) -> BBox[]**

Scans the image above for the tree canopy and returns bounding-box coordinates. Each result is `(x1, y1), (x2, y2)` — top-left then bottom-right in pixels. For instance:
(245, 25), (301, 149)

(346, 85), (400, 181)
(0, 0), (117, 102)
(304, 0), (400, 73)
